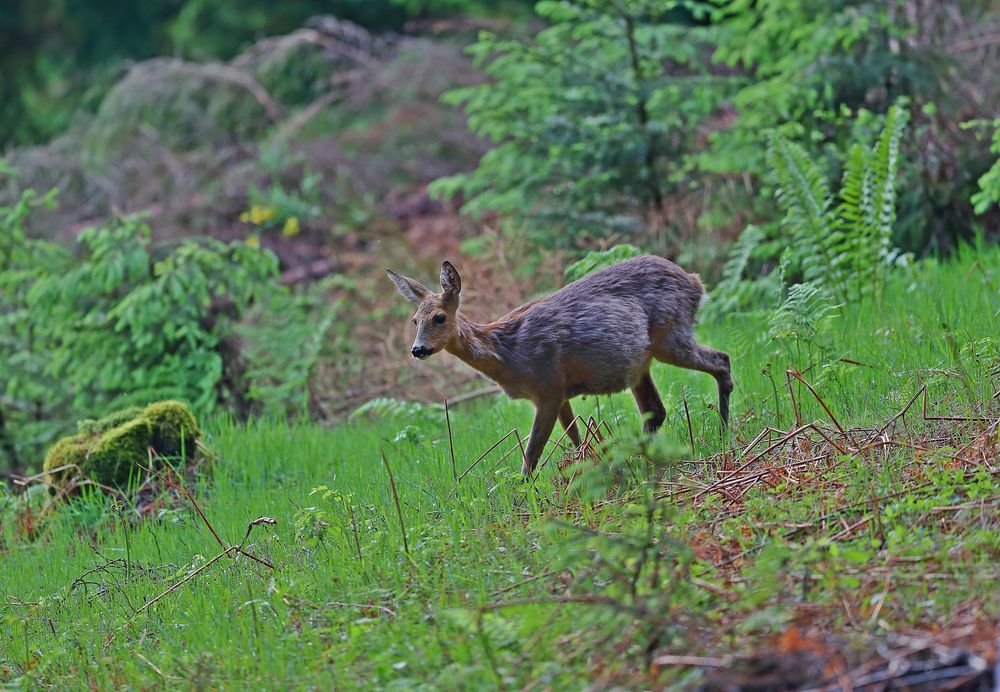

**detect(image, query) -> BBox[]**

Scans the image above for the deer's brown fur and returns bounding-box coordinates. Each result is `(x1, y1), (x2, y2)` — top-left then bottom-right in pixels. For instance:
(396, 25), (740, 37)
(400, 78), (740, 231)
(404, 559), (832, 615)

(387, 256), (732, 474)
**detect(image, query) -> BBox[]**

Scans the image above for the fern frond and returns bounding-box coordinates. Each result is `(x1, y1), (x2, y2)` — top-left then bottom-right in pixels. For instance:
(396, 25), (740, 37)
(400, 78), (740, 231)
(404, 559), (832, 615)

(870, 101), (909, 258)
(768, 281), (838, 344)
(704, 225), (765, 318)
(836, 142), (878, 299)
(765, 132), (839, 292)
(834, 99), (910, 299)
(720, 225), (764, 286)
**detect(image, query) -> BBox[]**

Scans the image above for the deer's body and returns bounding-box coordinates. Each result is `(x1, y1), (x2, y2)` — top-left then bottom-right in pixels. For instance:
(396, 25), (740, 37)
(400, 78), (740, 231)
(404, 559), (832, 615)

(388, 256), (732, 474)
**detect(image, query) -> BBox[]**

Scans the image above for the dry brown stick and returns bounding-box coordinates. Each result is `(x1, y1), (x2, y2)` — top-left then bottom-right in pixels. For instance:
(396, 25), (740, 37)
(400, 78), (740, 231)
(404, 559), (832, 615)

(457, 428), (522, 482)
(515, 429), (528, 474)
(929, 495), (1000, 512)
(651, 654), (731, 668)
(444, 398), (457, 482)
(922, 386), (992, 422)
(786, 370), (802, 427)
(694, 424), (813, 499)
(379, 448), (409, 558)
(11, 463), (79, 486)
(133, 546), (236, 618)
(739, 427), (776, 459)
(446, 385), (502, 406)
(325, 601), (396, 618)
(863, 384), (926, 451)
(681, 386), (696, 458)
(804, 423), (848, 455)
(829, 516), (871, 542)
(537, 414), (591, 473)
(787, 369), (845, 433)
(490, 570), (566, 597)
(133, 650), (168, 680)
(136, 461), (225, 551)
(136, 462), (273, 569)
(479, 594), (623, 612)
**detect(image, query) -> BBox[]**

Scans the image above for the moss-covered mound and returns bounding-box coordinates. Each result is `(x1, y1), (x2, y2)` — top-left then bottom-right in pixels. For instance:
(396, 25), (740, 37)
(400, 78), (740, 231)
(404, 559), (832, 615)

(144, 400), (201, 458)
(77, 406), (145, 437)
(43, 400), (203, 488)
(42, 433), (92, 485)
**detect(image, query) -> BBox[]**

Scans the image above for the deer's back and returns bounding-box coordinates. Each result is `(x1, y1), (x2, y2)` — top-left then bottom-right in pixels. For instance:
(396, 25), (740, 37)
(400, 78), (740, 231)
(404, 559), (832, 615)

(492, 256), (704, 397)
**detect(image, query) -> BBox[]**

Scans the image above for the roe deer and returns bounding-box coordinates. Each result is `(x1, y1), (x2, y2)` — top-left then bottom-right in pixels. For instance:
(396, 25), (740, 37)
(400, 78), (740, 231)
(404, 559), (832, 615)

(387, 256), (732, 475)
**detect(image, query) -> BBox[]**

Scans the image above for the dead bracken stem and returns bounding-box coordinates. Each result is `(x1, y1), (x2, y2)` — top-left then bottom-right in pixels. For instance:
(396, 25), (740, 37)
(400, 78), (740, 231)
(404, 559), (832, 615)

(681, 386), (696, 457)
(137, 461), (274, 570)
(457, 428), (523, 482)
(379, 448), (410, 558)
(444, 398), (458, 481)
(110, 516), (277, 648)
(786, 369), (845, 433)
(786, 370), (802, 427)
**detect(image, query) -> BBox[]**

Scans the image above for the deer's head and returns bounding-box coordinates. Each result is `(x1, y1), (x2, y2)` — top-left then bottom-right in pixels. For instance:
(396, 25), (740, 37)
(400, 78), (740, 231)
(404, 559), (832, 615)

(386, 261), (462, 359)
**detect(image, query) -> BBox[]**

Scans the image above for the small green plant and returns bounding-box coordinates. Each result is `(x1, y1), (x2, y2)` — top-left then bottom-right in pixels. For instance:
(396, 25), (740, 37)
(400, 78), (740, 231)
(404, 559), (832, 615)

(767, 282), (840, 362)
(27, 216), (277, 413)
(703, 225), (773, 318)
(241, 146), (323, 239)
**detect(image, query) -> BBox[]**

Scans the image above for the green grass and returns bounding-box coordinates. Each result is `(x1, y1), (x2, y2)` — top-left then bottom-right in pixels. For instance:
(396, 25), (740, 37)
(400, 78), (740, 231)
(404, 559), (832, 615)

(1, 245), (998, 689)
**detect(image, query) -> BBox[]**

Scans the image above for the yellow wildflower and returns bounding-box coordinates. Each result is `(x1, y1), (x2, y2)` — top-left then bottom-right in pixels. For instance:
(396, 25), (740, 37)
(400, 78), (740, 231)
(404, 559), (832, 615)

(243, 205), (278, 225)
(282, 216), (300, 237)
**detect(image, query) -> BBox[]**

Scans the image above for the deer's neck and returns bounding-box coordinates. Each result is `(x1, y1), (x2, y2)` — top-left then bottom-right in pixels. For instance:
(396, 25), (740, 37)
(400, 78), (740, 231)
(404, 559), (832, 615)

(446, 313), (509, 383)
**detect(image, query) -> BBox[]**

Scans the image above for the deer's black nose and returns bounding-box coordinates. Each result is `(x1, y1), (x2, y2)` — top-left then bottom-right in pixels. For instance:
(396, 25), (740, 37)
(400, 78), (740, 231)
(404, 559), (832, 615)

(411, 345), (432, 359)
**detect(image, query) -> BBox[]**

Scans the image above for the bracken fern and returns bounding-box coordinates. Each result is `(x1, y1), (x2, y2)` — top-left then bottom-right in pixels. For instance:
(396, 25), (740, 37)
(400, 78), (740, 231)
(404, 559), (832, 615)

(767, 100), (910, 304)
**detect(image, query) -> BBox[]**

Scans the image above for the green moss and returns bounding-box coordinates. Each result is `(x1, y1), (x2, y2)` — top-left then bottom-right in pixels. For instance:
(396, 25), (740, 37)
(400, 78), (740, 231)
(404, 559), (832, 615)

(143, 400), (200, 459)
(77, 406), (145, 436)
(88, 418), (153, 487)
(41, 400), (202, 490)
(42, 433), (92, 485)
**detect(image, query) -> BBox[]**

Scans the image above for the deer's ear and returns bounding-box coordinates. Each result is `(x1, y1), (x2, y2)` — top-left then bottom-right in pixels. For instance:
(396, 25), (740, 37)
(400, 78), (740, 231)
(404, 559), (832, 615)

(440, 261), (462, 298)
(386, 269), (430, 304)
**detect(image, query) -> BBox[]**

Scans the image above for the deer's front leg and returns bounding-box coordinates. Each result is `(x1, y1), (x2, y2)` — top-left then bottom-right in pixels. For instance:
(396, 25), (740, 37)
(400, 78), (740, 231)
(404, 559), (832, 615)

(522, 400), (561, 476)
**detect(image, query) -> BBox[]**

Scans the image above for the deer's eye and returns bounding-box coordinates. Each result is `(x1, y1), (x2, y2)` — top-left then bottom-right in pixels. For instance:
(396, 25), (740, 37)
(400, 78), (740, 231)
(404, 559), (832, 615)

(433, 314), (447, 324)
(412, 319), (417, 325)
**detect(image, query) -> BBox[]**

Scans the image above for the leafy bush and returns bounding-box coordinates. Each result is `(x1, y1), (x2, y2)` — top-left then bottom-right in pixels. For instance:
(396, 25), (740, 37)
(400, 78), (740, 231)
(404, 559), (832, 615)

(432, 0), (723, 247)
(0, 192), (278, 467)
(971, 119), (1000, 215)
(25, 215), (277, 412)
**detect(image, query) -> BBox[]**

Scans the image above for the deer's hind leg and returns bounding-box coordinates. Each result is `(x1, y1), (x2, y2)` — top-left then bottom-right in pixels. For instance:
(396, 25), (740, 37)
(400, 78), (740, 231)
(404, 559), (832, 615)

(632, 372), (666, 433)
(653, 328), (733, 427)
(559, 400), (582, 448)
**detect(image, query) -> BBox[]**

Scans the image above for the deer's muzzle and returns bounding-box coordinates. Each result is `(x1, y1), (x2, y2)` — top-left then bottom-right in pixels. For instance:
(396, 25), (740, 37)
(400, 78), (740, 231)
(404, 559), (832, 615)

(411, 345), (433, 359)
